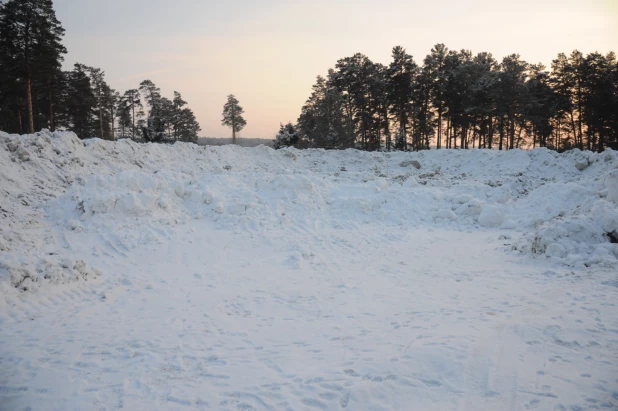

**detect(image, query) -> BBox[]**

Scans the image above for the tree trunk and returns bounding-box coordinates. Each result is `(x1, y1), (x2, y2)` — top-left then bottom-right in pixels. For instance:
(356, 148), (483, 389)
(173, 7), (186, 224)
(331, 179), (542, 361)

(437, 110), (442, 149)
(516, 123), (523, 148)
(132, 104), (136, 139)
(110, 108), (115, 140)
(17, 102), (23, 134)
(48, 82), (54, 131)
(488, 115), (494, 149)
(533, 126), (537, 148)
(499, 117), (504, 150)
(471, 116), (477, 149)
(569, 111), (577, 148)
(400, 112), (405, 151)
(557, 117), (561, 150)
(445, 116), (450, 149)
(26, 77), (35, 134)
(577, 84), (584, 150)
(232, 127), (236, 145)
(99, 101), (104, 139)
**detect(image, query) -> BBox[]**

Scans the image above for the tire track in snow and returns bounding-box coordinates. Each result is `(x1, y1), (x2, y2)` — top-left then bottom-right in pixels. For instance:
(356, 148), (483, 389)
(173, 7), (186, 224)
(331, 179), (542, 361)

(459, 325), (521, 411)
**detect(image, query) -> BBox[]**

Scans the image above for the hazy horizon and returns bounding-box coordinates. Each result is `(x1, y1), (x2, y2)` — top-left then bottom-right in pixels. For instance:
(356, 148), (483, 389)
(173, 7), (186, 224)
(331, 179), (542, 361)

(54, 0), (618, 138)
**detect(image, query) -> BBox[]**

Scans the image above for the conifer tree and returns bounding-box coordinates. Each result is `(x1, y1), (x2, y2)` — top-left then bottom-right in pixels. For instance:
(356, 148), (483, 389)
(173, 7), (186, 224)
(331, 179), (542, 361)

(121, 89), (142, 139)
(139, 80), (164, 141)
(387, 46), (417, 150)
(57, 63), (96, 138)
(273, 123), (299, 149)
(222, 94), (246, 144)
(0, 0), (66, 133)
(423, 44), (449, 149)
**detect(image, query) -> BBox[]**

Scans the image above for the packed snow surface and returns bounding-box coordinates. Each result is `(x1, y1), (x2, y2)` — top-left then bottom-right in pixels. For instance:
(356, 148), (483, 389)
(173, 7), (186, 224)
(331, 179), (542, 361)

(1, 130), (617, 410)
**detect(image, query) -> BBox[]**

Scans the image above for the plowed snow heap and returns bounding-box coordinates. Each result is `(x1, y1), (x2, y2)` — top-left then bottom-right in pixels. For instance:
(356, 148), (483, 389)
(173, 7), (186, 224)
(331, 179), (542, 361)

(1, 130), (617, 297)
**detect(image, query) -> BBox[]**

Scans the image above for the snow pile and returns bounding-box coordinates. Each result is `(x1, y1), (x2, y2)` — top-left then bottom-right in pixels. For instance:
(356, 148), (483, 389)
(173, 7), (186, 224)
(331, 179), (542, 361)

(526, 188), (618, 268)
(0, 130), (101, 295)
(1, 130), (618, 297)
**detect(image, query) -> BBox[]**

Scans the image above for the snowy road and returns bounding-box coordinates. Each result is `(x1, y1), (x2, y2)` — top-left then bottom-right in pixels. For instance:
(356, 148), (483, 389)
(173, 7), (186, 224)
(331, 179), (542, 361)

(2, 221), (617, 410)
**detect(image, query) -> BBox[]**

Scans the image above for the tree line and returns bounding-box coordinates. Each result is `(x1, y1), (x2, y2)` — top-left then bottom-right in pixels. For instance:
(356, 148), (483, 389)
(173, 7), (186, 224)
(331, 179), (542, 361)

(290, 45), (617, 152)
(0, 0), (200, 142)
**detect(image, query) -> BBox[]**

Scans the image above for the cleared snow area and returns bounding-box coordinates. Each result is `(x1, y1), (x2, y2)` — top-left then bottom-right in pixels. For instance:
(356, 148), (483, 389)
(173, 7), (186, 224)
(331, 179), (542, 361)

(1, 130), (618, 410)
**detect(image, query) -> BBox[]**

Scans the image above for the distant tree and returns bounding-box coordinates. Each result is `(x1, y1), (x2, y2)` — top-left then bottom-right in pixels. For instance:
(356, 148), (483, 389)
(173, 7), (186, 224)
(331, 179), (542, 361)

(117, 97), (132, 139)
(297, 73), (354, 149)
(413, 66), (436, 149)
(139, 79), (164, 142)
(222, 94), (246, 144)
(331, 53), (385, 150)
(525, 64), (558, 148)
(423, 44), (449, 149)
(171, 92), (200, 142)
(442, 49), (473, 149)
(82, 66), (108, 139)
(56, 63), (96, 138)
(495, 54), (529, 150)
(273, 122), (299, 149)
(468, 52), (499, 148)
(387, 46), (417, 150)
(102, 84), (120, 140)
(0, 0), (66, 133)
(121, 89), (142, 139)
(581, 52), (617, 150)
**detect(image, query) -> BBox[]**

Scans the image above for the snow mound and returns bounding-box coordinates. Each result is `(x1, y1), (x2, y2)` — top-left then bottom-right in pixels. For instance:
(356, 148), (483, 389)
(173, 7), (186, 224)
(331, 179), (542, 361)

(526, 199), (618, 268)
(0, 253), (100, 293)
(478, 204), (505, 227)
(2, 130), (618, 297)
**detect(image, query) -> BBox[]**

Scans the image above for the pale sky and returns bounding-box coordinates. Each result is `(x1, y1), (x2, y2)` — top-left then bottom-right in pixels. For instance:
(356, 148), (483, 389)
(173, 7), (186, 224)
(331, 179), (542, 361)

(54, 0), (617, 139)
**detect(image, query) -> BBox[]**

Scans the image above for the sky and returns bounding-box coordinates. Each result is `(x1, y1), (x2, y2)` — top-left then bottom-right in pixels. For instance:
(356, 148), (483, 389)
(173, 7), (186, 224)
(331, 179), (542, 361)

(54, 0), (618, 139)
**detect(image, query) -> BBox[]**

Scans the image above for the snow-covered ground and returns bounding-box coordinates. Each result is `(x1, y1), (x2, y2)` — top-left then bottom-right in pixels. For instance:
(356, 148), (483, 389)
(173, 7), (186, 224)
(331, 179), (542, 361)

(1, 130), (617, 410)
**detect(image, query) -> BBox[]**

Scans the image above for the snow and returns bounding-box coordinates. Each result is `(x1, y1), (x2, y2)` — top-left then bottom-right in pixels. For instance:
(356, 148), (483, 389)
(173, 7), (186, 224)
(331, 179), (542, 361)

(477, 204), (505, 227)
(1, 130), (618, 410)
(607, 169), (618, 204)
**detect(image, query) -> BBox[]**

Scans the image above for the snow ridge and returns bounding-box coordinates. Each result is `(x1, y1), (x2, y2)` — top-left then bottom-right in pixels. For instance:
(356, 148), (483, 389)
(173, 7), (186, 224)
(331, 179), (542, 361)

(1, 129), (617, 298)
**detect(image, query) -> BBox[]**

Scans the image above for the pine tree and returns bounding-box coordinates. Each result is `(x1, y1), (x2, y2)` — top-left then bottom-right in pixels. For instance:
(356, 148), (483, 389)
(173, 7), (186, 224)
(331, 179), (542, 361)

(297, 74), (353, 149)
(139, 80), (164, 142)
(56, 63), (96, 138)
(497, 54), (529, 150)
(525, 64), (558, 148)
(171, 92), (200, 142)
(84, 66), (108, 139)
(0, 0), (66, 134)
(387, 46), (417, 150)
(468, 52), (499, 149)
(423, 44), (449, 149)
(121, 89), (142, 139)
(102, 84), (120, 140)
(413, 66), (437, 149)
(581, 52), (618, 150)
(332, 53), (383, 150)
(222, 94), (246, 144)
(443, 49), (475, 149)
(117, 97), (132, 139)
(273, 123), (299, 149)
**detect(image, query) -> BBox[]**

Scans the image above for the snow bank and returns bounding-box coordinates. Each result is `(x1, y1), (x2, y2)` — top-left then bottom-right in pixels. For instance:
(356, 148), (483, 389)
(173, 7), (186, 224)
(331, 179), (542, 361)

(2, 130), (618, 297)
(607, 169), (618, 204)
